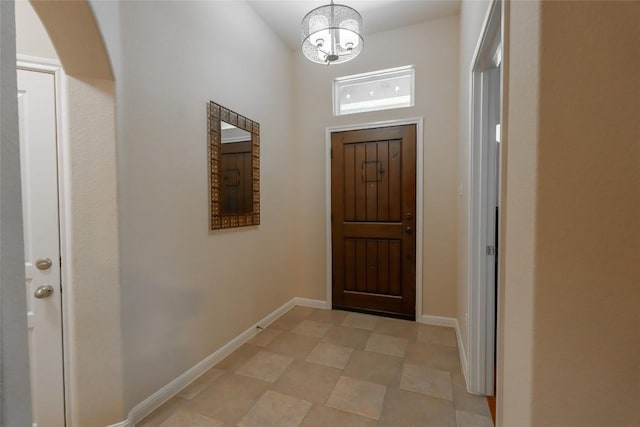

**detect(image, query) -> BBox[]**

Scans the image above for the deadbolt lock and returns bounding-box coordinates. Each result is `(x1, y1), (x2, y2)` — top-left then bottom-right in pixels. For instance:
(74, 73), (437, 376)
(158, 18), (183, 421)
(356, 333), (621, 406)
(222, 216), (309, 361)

(35, 257), (53, 270)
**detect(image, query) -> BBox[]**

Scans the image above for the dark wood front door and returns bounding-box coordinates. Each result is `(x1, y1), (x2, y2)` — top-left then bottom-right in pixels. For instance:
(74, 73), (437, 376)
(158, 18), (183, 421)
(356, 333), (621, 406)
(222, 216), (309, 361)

(331, 125), (417, 320)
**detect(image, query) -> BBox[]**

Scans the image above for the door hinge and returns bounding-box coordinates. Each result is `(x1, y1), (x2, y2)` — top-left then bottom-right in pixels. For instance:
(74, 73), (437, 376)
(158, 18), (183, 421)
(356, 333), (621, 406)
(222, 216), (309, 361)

(486, 246), (495, 256)
(331, 213), (334, 222)
(330, 147), (333, 159)
(59, 256), (62, 267)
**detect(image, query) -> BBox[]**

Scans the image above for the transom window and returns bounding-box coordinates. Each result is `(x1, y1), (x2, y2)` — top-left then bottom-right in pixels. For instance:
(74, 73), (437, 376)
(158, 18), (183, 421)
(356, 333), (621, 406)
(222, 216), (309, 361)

(333, 65), (415, 116)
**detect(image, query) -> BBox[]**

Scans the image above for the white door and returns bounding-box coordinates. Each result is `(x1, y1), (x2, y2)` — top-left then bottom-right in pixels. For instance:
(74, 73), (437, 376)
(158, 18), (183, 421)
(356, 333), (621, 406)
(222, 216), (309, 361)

(18, 68), (65, 427)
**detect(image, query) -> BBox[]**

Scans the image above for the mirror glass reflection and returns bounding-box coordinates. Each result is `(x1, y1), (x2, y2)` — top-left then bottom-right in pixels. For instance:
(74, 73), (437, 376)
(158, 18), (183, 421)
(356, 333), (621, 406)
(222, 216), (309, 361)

(221, 121), (253, 214)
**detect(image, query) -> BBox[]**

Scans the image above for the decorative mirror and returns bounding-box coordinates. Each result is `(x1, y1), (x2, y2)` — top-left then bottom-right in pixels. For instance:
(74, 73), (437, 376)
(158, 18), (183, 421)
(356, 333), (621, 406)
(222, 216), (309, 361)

(208, 102), (260, 230)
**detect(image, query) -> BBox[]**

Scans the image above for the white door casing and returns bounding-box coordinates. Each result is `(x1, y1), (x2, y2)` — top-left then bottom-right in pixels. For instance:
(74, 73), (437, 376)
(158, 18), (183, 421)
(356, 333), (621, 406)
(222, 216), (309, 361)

(18, 68), (66, 427)
(467, 0), (502, 396)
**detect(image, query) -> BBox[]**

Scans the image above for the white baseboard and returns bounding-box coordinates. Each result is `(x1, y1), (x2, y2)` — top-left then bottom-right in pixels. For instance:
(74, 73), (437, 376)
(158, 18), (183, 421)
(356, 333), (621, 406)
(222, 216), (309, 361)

(255, 299), (297, 329)
(294, 297), (329, 309)
(454, 318), (469, 385)
(419, 314), (457, 328)
(419, 315), (469, 387)
(125, 297), (302, 425)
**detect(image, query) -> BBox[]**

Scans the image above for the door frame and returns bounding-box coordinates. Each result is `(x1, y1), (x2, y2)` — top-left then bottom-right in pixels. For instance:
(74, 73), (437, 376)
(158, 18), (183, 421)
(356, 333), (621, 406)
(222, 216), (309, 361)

(17, 55), (73, 426)
(466, 0), (503, 396)
(325, 117), (424, 321)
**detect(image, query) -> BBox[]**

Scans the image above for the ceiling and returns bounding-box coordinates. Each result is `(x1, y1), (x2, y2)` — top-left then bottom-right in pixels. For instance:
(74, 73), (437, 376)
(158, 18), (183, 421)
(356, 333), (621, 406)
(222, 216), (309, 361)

(247, 0), (461, 51)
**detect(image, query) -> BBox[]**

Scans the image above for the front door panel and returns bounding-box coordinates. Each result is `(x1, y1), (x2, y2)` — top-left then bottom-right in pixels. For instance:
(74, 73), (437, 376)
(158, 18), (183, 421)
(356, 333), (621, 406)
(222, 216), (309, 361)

(331, 125), (417, 319)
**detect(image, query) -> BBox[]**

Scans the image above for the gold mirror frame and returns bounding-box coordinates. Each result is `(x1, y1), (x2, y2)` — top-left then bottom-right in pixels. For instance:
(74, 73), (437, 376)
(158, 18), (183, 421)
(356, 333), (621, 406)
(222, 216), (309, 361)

(208, 101), (260, 230)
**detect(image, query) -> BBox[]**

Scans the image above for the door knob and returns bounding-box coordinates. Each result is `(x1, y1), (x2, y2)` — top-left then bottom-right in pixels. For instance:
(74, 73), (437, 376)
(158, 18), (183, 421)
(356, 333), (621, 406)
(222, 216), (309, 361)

(35, 257), (52, 270)
(34, 285), (54, 299)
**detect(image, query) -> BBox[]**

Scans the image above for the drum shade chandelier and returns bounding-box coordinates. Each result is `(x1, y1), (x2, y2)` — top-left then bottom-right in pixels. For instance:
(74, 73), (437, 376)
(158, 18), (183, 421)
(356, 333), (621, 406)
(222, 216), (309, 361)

(301, 0), (363, 65)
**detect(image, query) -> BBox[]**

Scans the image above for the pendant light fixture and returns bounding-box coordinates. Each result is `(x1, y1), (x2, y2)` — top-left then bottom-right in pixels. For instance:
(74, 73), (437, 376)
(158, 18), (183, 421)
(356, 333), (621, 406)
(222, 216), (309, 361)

(301, 0), (363, 65)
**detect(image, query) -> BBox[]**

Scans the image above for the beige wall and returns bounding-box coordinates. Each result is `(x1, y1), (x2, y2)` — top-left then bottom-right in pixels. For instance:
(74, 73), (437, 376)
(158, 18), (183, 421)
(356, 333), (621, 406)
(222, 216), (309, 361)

(498, 1), (538, 424)
(15, 0), (57, 60)
(531, 1), (640, 425)
(293, 15), (461, 318)
(456, 0), (491, 369)
(66, 76), (124, 425)
(500, 1), (640, 426)
(116, 1), (299, 410)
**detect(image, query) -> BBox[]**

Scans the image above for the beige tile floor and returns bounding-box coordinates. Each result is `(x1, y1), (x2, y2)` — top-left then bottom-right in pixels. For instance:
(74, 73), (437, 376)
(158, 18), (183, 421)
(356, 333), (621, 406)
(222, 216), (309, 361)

(138, 307), (493, 427)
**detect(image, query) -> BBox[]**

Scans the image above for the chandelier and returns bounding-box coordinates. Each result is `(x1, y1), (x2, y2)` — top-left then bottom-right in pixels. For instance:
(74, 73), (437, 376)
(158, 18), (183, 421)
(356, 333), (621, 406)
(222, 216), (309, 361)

(301, 1), (363, 65)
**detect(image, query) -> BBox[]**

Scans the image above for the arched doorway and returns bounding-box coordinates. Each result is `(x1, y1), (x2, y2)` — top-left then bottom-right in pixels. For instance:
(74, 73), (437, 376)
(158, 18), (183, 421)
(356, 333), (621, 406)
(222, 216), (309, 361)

(8, 1), (125, 425)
